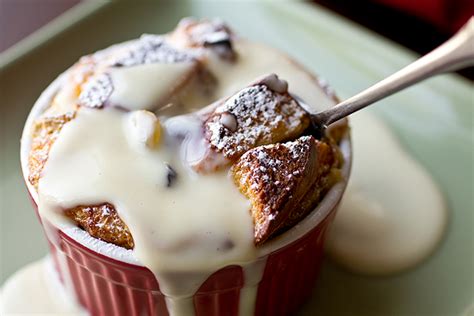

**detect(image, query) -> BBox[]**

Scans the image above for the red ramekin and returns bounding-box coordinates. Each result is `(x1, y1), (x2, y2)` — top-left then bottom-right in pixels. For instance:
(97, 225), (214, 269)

(21, 72), (351, 316)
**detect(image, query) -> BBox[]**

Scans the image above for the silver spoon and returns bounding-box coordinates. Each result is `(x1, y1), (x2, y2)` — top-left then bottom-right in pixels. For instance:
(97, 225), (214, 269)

(306, 17), (474, 138)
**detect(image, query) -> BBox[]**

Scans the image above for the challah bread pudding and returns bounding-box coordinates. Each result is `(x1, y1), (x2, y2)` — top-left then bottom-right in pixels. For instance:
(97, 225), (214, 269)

(23, 18), (349, 316)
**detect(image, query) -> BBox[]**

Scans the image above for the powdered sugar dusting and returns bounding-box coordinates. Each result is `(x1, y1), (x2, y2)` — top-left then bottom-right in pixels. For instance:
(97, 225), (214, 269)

(205, 85), (308, 159)
(78, 73), (113, 108)
(232, 136), (316, 243)
(111, 35), (197, 67)
(281, 135), (312, 159)
(77, 35), (199, 109)
(238, 136), (312, 190)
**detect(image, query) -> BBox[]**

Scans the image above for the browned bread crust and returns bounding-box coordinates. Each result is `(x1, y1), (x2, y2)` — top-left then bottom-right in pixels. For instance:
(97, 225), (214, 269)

(28, 113), (76, 189)
(64, 204), (134, 249)
(231, 136), (336, 244)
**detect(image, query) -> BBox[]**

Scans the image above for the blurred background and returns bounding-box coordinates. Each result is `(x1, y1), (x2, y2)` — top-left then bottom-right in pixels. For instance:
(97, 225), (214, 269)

(1, 0), (473, 78)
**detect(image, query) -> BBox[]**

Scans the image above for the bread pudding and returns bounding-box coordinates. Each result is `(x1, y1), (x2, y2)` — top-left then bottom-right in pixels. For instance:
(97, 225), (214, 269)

(27, 19), (346, 251)
(23, 17), (349, 316)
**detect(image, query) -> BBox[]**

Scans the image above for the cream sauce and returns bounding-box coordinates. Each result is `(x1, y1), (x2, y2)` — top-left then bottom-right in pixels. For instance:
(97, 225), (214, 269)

(0, 257), (86, 315)
(208, 41), (334, 112)
(325, 111), (447, 275)
(33, 39), (338, 316)
(108, 62), (196, 111)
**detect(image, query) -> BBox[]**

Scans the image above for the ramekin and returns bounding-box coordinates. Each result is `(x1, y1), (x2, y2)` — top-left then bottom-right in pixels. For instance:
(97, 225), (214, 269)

(21, 71), (351, 316)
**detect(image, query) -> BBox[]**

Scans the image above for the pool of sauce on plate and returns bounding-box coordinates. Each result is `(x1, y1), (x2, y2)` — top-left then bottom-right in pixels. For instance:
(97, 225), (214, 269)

(0, 257), (86, 315)
(325, 111), (447, 275)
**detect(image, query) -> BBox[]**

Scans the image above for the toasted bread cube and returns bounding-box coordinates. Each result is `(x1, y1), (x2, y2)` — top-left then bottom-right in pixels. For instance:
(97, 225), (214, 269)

(64, 203), (134, 249)
(28, 113), (76, 189)
(193, 74), (310, 172)
(232, 136), (336, 244)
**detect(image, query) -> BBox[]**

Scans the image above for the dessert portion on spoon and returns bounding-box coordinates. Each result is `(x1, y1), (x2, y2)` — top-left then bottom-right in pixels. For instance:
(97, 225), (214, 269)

(233, 135), (337, 244)
(194, 74), (311, 172)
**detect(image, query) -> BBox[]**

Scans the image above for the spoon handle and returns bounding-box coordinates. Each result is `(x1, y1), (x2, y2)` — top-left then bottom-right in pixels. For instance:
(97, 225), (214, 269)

(316, 17), (474, 127)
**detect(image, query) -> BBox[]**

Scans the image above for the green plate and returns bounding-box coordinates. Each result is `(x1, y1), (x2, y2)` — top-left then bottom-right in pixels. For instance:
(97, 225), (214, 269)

(1, 1), (472, 315)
